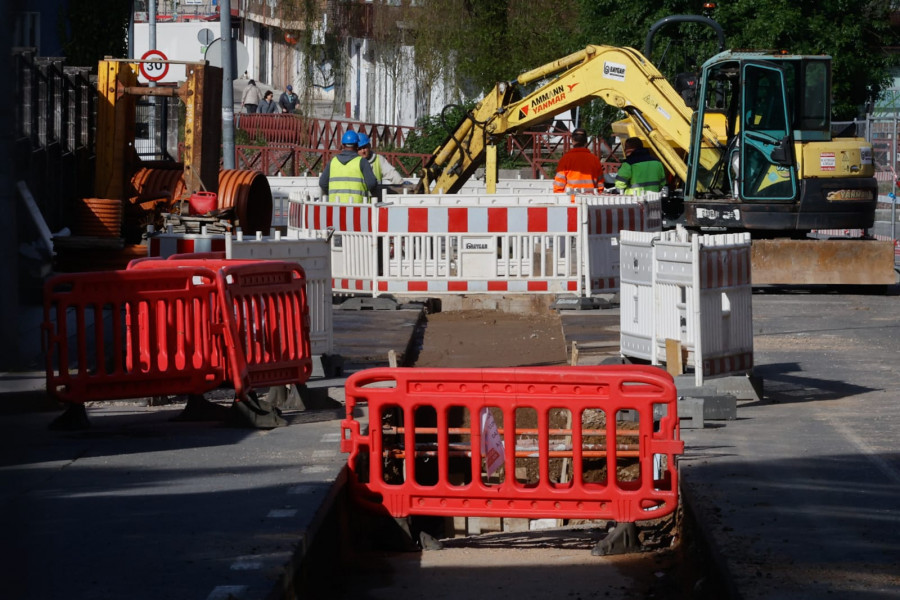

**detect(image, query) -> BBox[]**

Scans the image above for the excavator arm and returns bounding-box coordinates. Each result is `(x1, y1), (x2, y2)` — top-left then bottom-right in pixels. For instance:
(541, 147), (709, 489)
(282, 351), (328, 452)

(415, 45), (723, 194)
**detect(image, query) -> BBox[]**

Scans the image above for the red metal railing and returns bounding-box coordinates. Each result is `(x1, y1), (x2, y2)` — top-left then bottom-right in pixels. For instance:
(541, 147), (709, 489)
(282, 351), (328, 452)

(233, 115), (620, 179)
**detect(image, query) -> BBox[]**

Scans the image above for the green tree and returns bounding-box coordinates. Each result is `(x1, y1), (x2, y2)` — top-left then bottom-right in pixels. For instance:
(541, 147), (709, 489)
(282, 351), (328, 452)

(58, 0), (131, 68)
(575, 0), (899, 119)
(713, 0), (897, 118)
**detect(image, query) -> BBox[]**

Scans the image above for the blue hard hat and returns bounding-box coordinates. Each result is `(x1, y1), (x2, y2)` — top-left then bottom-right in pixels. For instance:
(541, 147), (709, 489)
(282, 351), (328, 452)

(357, 133), (371, 148)
(341, 130), (359, 145)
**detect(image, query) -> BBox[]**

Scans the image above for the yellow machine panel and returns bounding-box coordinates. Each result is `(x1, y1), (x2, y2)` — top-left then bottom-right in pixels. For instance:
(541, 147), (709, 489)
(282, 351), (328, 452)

(798, 139), (876, 179)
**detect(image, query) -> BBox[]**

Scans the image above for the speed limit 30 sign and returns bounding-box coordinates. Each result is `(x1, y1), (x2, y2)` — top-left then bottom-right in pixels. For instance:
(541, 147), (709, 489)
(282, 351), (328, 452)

(140, 49), (169, 82)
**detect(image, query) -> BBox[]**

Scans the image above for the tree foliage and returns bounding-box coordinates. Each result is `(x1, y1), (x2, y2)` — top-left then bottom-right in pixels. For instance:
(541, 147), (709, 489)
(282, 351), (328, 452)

(420, 0), (581, 95)
(574, 0), (899, 119)
(58, 0), (131, 68)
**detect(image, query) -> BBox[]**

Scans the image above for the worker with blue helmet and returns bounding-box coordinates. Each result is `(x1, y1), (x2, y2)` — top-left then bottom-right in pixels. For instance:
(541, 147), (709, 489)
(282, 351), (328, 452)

(319, 129), (378, 203)
(357, 133), (404, 196)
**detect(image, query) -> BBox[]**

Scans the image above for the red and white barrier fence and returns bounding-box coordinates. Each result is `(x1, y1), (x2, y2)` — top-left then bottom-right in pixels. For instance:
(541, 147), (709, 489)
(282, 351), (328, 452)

(288, 191), (661, 297)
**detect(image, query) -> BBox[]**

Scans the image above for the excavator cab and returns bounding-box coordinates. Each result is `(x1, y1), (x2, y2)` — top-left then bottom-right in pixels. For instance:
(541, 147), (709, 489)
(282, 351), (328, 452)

(684, 52), (876, 233)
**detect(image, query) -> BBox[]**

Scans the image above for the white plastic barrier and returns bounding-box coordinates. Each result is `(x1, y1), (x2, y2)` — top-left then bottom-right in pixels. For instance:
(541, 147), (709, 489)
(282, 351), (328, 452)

(456, 177), (554, 194)
(267, 176), (322, 227)
(290, 194), (584, 295)
(148, 229), (334, 357)
(582, 193), (662, 294)
(288, 191), (663, 297)
(619, 227), (753, 386)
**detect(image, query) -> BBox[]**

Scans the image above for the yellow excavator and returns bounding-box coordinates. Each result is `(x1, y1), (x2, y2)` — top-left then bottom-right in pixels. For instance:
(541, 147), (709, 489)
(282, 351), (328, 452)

(414, 16), (895, 286)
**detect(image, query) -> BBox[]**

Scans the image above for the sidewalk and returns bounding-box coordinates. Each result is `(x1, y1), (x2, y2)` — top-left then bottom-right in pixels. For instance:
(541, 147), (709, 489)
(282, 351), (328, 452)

(0, 306), (424, 600)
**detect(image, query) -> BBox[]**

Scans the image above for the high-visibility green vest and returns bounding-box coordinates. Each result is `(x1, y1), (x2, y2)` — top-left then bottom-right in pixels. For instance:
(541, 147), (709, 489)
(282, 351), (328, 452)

(615, 154), (666, 195)
(371, 156), (383, 182)
(329, 156), (367, 204)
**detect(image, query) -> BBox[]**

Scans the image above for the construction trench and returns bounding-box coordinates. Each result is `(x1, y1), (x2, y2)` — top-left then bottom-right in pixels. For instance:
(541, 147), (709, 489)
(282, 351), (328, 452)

(285, 306), (733, 599)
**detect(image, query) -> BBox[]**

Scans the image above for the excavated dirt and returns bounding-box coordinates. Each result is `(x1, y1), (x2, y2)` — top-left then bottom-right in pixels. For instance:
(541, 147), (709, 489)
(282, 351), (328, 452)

(412, 309), (569, 368)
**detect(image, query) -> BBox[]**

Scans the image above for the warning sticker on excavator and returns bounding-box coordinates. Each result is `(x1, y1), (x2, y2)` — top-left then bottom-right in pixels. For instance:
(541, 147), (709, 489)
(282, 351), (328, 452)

(603, 61), (627, 82)
(820, 152), (836, 171)
(861, 146), (873, 165)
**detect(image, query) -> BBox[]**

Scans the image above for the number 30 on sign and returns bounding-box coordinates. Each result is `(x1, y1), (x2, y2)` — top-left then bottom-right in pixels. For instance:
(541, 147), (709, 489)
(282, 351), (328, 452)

(140, 49), (169, 82)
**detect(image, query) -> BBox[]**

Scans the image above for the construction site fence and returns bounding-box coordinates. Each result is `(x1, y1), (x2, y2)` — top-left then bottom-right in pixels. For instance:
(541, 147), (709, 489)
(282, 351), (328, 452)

(42, 259), (312, 405)
(13, 50), (96, 233)
(232, 112), (621, 180)
(340, 366), (684, 524)
(619, 227), (754, 386)
(146, 230), (334, 357)
(286, 190), (661, 297)
(840, 117), (900, 187)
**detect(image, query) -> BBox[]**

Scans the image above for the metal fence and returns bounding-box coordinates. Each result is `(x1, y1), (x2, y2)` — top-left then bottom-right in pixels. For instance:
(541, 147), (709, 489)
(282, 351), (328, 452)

(834, 118), (899, 192)
(866, 117), (899, 189)
(134, 97), (179, 162)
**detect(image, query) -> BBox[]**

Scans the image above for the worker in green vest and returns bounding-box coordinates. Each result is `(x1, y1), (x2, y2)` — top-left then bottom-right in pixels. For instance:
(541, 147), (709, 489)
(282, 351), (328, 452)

(319, 130), (378, 203)
(614, 137), (667, 195)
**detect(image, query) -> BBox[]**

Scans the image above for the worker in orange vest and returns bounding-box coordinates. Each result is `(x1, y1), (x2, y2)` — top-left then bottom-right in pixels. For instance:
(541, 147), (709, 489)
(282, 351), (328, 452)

(553, 128), (604, 194)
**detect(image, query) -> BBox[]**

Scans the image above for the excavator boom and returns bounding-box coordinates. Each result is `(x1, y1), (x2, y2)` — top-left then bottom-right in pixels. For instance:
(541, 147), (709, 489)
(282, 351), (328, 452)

(415, 45), (722, 194)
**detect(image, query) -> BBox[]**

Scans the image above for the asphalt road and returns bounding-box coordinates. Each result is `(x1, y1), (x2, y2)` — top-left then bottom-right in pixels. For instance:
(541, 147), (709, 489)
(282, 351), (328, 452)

(4, 289), (899, 599)
(680, 287), (900, 598)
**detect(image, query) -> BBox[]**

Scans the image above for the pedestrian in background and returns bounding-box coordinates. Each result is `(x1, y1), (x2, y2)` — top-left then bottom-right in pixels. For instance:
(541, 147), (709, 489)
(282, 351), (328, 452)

(240, 79), (261, 114)
(319, 131), (378, 204)
(553, 128), (604, 194)
(279, 84), (299, 114)
(258, 90), (278, 114)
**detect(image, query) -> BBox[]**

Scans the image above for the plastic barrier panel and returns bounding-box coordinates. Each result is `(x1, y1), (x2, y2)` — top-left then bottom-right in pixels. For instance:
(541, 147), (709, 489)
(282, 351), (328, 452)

(43, 267), (225, 403)
(145, 233), (334, 357)
(290, 195), (585, 295)
(341, 366), (683, 524)
(583, 194), (662, 293)
(619, 227), (753, 386)
(217, 262), (313, 399)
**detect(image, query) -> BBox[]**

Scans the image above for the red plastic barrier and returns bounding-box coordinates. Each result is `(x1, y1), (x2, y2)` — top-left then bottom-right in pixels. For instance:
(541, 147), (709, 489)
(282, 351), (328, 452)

(43, 259), (313, 408)
(129, 257), (312, 397)
(341, 366), (683, 524)
(43, 267), (226, 403)
(218, 262), (313, 399)
(127, 257), (257, 272)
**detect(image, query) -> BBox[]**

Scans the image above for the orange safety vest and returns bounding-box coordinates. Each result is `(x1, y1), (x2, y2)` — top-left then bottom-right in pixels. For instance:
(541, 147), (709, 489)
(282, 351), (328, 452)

(553, 147), (604, 193)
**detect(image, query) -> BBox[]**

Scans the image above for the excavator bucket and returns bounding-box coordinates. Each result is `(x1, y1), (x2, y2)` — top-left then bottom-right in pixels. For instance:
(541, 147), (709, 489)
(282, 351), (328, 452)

(751, 239), (897, 286)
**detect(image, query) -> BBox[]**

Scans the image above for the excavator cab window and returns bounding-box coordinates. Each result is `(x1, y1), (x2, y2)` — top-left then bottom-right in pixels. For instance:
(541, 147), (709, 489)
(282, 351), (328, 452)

(687, 64), (740, 198)
(738, 63), (797, 201)
(799, 60), (829, 133)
